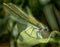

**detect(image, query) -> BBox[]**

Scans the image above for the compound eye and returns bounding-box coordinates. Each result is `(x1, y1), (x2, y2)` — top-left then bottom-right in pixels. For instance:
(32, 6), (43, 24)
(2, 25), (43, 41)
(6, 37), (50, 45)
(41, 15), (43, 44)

(44, 28), (48, 31)
(42, 26), (49, 31)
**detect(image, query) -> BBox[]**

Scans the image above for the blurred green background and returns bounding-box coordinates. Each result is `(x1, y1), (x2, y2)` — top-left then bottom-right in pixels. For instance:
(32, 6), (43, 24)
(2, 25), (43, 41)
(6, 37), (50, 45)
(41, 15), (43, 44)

(0, 0), (60, 47)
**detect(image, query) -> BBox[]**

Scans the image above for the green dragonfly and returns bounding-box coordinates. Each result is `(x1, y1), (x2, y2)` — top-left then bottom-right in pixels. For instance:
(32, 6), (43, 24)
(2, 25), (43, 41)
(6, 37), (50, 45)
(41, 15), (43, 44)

(3, 3), (60, 47)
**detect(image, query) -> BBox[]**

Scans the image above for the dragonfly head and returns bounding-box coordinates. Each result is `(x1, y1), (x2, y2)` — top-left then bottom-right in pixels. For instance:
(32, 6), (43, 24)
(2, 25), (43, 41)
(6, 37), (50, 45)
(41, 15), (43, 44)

(36, 24), (50, 39)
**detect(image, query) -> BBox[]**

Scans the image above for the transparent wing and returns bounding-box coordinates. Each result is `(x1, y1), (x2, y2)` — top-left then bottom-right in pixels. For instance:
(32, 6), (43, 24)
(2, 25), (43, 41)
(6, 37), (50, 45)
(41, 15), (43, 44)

(3, 3), (47, 29)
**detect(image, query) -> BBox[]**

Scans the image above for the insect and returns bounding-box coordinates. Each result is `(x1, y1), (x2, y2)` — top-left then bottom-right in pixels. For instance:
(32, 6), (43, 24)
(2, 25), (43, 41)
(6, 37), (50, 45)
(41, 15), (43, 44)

(3, 3), (60, 47)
